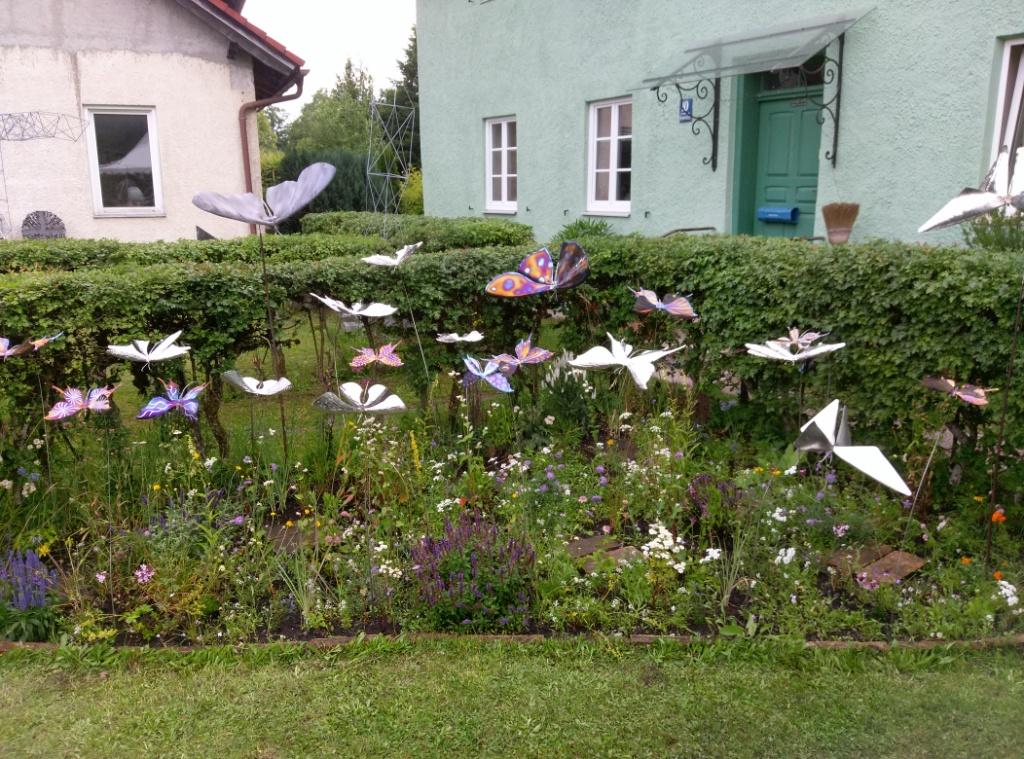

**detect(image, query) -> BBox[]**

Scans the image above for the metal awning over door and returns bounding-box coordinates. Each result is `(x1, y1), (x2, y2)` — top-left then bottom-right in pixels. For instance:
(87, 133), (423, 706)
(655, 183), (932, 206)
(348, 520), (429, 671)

(640, 8), (873, 170)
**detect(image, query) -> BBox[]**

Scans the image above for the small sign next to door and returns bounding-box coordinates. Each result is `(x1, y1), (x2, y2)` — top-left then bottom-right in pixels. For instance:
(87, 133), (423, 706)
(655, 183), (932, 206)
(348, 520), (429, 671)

(678, 98), (693, 123)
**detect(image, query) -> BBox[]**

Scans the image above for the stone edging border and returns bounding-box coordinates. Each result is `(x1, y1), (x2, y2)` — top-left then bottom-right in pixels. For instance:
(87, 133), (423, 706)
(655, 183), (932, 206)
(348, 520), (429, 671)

(2, 632), (1024, 655)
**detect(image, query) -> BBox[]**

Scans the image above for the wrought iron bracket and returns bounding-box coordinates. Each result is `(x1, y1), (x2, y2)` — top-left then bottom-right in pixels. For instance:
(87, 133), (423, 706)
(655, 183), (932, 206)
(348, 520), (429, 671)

(797, 33), (844, 167)
(653, 77), (721, 171)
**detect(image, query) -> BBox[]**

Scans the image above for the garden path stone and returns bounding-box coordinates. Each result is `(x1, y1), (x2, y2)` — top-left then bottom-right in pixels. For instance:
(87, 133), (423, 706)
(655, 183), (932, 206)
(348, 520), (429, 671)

(583, 546), (643, 573)
(859, 550), (926, 584)
(566, 535), (621, 558)
(827, 544), (893, 575)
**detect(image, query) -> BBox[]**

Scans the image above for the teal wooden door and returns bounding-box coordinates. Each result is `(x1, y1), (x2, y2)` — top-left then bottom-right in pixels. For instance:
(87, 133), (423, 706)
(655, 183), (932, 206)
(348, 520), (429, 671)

(752, 92), (822, 238)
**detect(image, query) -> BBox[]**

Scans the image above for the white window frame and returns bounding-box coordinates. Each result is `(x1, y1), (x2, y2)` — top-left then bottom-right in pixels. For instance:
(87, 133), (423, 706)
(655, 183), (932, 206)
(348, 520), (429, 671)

(84, 106), (164, 218)
(990, 38), (1024, 166)
(586, 96), (632, 216)
(484, 116), (517, 213)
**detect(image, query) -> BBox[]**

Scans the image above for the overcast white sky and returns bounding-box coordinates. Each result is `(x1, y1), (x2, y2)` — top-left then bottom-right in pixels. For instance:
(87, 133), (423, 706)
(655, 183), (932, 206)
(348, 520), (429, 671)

(242, 0), (418, 120)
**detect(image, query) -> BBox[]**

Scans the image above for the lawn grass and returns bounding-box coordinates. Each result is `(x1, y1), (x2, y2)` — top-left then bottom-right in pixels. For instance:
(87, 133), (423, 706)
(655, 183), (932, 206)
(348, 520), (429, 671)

(1, 639), (1022, 758)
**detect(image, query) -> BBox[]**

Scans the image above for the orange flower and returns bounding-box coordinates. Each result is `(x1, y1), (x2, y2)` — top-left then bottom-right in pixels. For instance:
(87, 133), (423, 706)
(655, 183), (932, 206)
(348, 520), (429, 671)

(994, 571), (1004, 581)
(458, 497), (467, 507)
(960, 556), (973, 565)
(992, 511), (1007, 524)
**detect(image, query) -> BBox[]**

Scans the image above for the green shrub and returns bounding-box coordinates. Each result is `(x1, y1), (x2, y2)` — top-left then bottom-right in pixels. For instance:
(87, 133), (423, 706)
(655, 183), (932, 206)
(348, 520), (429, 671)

(399, 168), (424, 215)
(300, 211), (534, 250)
(963, 212), (1024, 251)
(275, 147), (369, 233)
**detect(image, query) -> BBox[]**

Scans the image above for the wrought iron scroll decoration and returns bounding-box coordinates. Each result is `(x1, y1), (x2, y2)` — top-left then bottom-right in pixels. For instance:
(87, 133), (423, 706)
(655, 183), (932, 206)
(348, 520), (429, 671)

(795, 33), (844, 167)
(653, 76), (721, 171)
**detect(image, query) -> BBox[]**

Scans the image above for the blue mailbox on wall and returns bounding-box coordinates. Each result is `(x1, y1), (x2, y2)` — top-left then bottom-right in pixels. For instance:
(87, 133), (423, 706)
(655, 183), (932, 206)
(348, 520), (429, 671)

(756, 206), (800, 224)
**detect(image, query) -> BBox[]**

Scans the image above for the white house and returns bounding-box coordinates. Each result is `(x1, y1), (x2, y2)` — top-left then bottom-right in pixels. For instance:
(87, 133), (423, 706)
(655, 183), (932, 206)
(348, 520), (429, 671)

(0, 0), (305, 241)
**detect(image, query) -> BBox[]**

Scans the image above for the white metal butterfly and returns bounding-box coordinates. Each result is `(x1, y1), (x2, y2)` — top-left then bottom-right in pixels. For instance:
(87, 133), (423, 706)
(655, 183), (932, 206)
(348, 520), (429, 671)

(437, 331), (484, 343)
(107, 330), (191, 364)
(746, 328), (845, 363)
(309, 294), (398, 318)
(918, 146), (1024, 233)
(222, 370), (292, 397)
(313, 382), (407, 414)
(192, 163), (337, 228)
(569, 333), (683, 390)
(362, 241), (423, 267)
(795, 399), (911, 496)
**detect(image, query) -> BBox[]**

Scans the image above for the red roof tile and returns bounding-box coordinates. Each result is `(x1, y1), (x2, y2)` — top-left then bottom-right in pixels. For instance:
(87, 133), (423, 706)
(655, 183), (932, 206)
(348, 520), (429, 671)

(203, 0), (305, 67)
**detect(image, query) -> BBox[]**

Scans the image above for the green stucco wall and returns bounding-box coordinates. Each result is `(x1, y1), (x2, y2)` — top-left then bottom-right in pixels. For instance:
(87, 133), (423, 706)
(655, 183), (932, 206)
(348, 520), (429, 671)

(418, 0), (1023, 243)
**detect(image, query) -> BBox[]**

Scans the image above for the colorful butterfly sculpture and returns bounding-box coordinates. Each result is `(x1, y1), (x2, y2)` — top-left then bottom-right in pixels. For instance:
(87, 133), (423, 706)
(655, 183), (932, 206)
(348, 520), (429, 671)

(137, 380), (206, 421)
(309, 294), (398, 318)
(921, 376), (996, 406)
(795, 399), (911, 496)
(108, 331), (190, 364)
(630, 289), (697, 319)
(919, 146), (1024, 233)
(362, 241), (423, 267)
(485, 241), (590, 297)
(491, 336), (554, 375)
(44, 385), (117, 421)
(1, 332), (63, 359)
(462, 357), (513, 393)
(222, 371), (292, 397)
(350, 343), (404, 369)
(314, 382), (407, 414)
(192, 163), (337, 228)
(437, 331), (484, 344)
(569, 334), (683, 390)
(769, 327), (830, 352)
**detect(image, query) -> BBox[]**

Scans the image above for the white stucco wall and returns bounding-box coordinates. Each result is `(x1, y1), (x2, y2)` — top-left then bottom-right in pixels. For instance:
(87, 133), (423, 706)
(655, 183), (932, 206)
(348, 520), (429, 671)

(0, 0), (262, 241)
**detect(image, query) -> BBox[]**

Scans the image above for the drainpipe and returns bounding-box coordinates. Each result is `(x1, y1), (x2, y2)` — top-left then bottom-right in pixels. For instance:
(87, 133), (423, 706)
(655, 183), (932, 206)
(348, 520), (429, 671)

(238, 66), (307, 233)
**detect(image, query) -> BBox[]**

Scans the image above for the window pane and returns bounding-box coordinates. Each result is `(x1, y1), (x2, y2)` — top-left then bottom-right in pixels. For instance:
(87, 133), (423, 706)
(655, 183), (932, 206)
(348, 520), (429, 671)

(508, 176), (517, 202)
(492, 177), (502, 201)
(596, 106), (611, 138)
(507, 120), (517, 148)
(596, 140), (610, 170)
(492, 150), (502, 175)
(595, 171), (609, 201)
(94, 113), (154, 207)
(617, 138), (632, 170)
(616, 170), (631, 201)
(491, 122), (503, 149)
(508, 148), (517, 174)
(618, 102), (632, 136)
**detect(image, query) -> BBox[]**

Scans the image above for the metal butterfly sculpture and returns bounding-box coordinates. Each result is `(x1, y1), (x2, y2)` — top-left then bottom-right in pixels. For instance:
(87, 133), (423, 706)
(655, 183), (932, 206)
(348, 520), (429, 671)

(314, 382), (407, 414)
(1, 332), (63, 358)
(192, 162), (337, 228)
(462, 356), (513, 393)
(437, 331), (484, 343)
(485, 241), (590, 297)
(490, 335), (554, 375)
(795, 399), (911, 496)
(746, 328), (845, 363)
(137, 380), (207, 421)
(222, 371), (292, 397)
(108, 330), (190, 364)
(309, 294), (398, 319)
(44, 385), (117, 421)
(918, 146), (1024, 233)
(630, 288), (698, 319)
(921, 376), (996, 406)
(570, 333), (683, 390)
(362, 241), (423, 267)
(350, 343), (403, 369)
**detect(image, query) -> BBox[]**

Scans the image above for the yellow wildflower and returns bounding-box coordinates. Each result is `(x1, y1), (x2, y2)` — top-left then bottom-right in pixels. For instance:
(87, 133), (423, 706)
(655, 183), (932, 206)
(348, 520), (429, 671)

(152, 483), (161, 492)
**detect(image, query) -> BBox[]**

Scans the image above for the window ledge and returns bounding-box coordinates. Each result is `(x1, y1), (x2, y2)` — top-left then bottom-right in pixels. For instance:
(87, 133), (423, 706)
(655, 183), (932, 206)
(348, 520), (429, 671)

(93, 210), (166, 219)
(484, 208), (518, 216)
(584, 210), (631, 218)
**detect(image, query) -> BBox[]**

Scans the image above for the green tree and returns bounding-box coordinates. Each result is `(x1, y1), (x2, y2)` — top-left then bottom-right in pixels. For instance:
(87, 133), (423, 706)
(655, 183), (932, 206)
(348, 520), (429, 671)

(257, 106), (287, 188)
(379, 26), (420, 168)
(287, 60), (375, 154)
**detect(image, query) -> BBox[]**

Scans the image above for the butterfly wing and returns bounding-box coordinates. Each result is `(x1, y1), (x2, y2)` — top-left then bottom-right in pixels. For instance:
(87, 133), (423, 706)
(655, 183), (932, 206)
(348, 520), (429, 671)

(137, 395), (174, 420)
(921, 376), (956, 395)
(569, 345), (618, 369)
(553, 241), (590, 290)
(485, 272), (553, 297)
(746, 343), (798, 362)
(310, 293), (346, 313)
(45, 387), (85, 420)
(350, 347), (379, 369)
(376, 343), (404, 368)
(30, 332), (63, 351)
(795, 400), (842, 451)
(363, 384), (407, 413)
(313, 392), (349, 413)
(834, 445), (912, 496)
(517, 248), (555, 284)
(661, 294), (697, 319)
(149, 331), (189, 362)
(361, 254), (400, 266)
(630, 288), (660, 314)
(953, 383), (994, 406)
(918, 190), (1006, 233)
(107, 339), (148, 362)
(981, 146), (1010, 196)
(481, 361), (513, 393)
(84, 386), (114, 413)
(796, 342), (845, 361)
(354, 302), (399, 318)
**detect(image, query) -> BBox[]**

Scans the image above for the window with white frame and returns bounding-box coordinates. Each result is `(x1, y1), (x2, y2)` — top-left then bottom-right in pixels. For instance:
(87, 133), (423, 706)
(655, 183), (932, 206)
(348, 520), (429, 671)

(993, 38), (1024, 175)
(485, 116), (517, 212)
(587, 97), (632, 214)
(85, 107), (163, 216)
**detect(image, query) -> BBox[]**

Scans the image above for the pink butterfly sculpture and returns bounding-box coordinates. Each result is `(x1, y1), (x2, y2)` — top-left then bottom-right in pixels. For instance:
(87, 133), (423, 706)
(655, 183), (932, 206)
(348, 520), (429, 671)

(921, 376), (996, 406)
(630, 289), (697, 319)
(44, 385), (117, 421)
(485, 241), (590, 297)
(137, 380), (207, 421)
(462, 357), (513, 393)
(350, 343), (404, 369)
(491, 335), (554, 375)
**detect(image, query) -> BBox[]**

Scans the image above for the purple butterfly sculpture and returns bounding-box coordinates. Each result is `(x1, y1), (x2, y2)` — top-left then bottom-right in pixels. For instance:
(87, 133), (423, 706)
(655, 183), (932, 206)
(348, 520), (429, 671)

(137, 380), (207, 421)
(491, 335), (554, 376)
(485, 241), (590, 297)
(921, 376), (997, 407)
(44, 385), (117, 421)
(462, 357), (513, 393)
(350, 343), (403, 369)
(630, 289), (698, 319)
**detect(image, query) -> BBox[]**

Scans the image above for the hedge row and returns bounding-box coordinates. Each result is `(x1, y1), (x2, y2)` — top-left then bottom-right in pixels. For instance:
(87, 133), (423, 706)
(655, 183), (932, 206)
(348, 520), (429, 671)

(299, 211), (535, 250)
(1, 232), (1022, 450)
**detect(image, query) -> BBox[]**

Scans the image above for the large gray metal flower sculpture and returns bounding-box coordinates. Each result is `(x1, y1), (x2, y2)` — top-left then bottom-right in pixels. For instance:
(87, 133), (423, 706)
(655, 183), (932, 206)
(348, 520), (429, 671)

(192, 162), (336, 228)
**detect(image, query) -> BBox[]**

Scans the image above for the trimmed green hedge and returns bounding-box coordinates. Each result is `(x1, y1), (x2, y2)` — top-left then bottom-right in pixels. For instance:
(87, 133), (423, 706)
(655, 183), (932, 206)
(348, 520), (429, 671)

(299, 211), (535, 250)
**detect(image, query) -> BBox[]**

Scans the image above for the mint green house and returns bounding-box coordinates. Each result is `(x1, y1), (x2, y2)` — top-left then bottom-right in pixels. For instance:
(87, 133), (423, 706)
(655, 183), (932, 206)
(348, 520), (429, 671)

(417, 1), (1024, 243)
